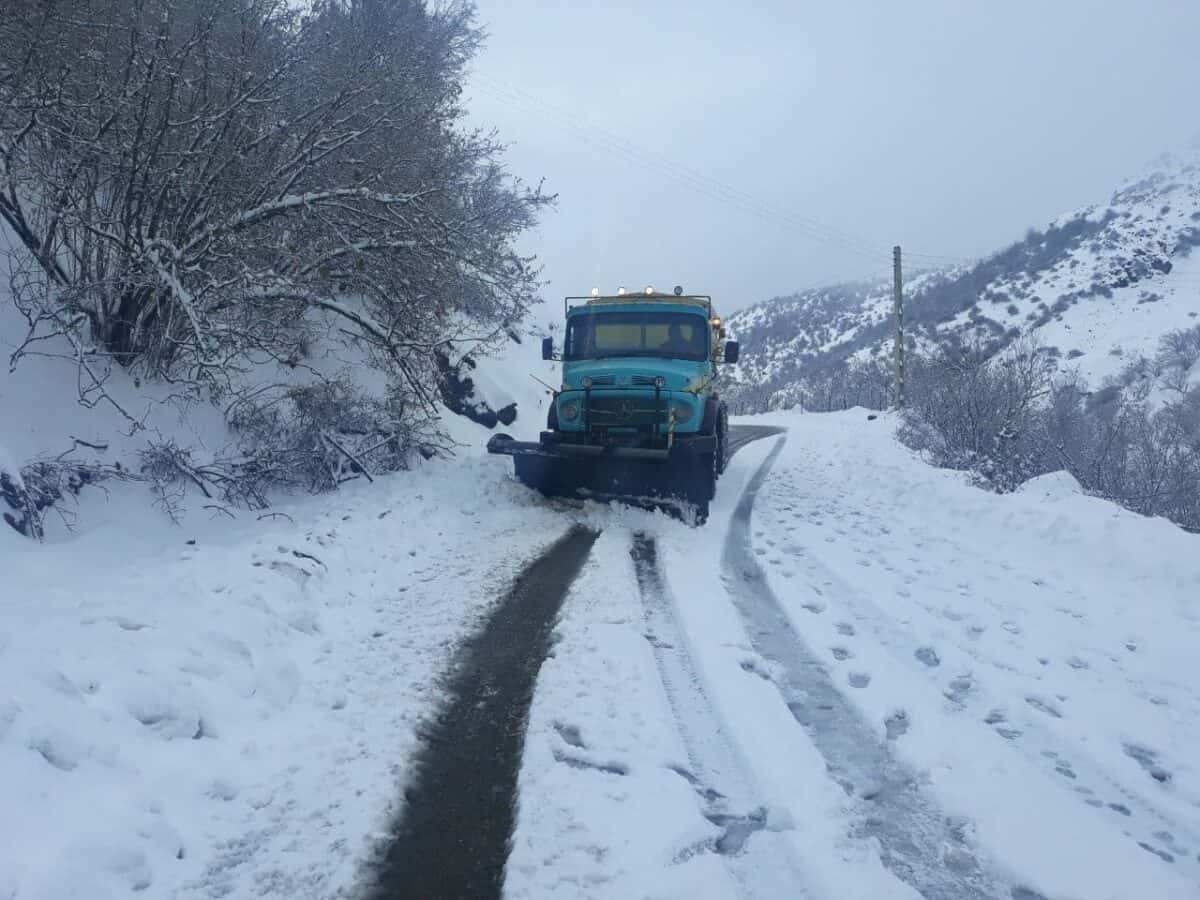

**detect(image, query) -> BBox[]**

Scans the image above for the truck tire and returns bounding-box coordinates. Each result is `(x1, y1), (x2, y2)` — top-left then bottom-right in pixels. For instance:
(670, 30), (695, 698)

(715, 404), (729, 475)
(699, 398), (726, 480)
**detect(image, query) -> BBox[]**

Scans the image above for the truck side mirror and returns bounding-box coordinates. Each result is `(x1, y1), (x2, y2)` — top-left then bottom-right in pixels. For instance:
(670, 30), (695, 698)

(542, 336), (554, 360)
(724, 340), (739, 364)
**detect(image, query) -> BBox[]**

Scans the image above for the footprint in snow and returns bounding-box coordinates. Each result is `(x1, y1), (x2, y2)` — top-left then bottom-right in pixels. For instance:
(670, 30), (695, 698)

(914, 646), (940, 667)
(831, 646), (852, 661)
(554, 722), (586, 749)
(801, 601), (825, 614)
(847, 672), (871, 689)
(1025, 696), (1063, 719)
(884, 709), (909, 739)
(1123, 743), (1172, 784)
(1054, 761), (1077, 780)
(553, 749), (629, 777)
(835, 622), (856, 637)
(739, 658), (772, 682)
(1137, 842), (1175, 863)
(944, 675), (973, 705)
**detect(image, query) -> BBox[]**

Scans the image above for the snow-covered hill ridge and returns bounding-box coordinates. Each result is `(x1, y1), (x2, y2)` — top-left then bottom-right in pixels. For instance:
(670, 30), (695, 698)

(726, 152), (1200, 411)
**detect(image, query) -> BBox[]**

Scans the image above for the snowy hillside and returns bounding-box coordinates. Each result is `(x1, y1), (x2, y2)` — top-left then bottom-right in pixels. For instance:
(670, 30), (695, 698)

(0, 218), (558, 539)
(727, 152), (1200, 410)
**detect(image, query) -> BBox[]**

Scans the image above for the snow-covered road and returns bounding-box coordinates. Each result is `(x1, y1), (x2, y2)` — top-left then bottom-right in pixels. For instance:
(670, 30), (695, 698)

(4, 412), (1198, 899)
(507, 412), (1200, 900)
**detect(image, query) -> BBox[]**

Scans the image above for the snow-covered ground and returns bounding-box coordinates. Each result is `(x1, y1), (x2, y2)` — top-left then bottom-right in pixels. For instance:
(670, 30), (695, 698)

(5, 389), (1199, 897)
(0, 459), (572, 899)
(506, 410), (1200, 899)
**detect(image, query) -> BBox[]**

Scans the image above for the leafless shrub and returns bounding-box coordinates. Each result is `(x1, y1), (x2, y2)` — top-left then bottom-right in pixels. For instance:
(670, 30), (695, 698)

(900, 339), (1053, 492)
(2, 452), (132, 538)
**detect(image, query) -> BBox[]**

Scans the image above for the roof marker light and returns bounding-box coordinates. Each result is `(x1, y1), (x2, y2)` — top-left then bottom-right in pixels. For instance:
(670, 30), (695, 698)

(645, 285), (655, 295)
(617, 286), (626, 295)
(590, 287), (600, 297)
(673, 285), (683, 296)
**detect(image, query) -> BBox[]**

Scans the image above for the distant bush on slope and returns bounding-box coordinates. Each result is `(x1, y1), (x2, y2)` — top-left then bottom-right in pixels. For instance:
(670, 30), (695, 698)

(898, 329), (1200, 531)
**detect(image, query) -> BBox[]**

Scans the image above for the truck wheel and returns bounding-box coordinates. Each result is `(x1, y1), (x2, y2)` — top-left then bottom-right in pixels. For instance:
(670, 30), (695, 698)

(716, 407), (729, 474)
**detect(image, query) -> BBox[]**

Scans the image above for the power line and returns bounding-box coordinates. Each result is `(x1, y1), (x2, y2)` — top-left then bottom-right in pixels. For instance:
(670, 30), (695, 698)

(474, 74), (890, 256)
(473, 87), (879, 262)
(472, 74), (972, 267)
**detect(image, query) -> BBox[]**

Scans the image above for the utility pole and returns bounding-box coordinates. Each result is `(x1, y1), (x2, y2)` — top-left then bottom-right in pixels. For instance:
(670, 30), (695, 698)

(893, 245), (905, 409)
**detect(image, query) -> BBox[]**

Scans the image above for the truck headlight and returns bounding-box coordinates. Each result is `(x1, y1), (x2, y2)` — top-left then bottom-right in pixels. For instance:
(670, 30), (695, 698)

(672, 401), (694, 423)
(561, 401), (580, 422)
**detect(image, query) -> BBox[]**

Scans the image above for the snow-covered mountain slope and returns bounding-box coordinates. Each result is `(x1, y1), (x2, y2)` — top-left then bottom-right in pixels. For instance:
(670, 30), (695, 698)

(727, 153), (1200, 410)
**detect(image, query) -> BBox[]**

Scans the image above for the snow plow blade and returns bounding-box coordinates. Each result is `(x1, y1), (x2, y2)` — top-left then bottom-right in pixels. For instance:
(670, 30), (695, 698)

(486, 433), (711, 522)
(486, 434), (671, 462)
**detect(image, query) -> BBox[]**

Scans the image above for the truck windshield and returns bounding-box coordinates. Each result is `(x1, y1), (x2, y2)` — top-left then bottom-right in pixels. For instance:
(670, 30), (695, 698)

(564, 312), (709, 362)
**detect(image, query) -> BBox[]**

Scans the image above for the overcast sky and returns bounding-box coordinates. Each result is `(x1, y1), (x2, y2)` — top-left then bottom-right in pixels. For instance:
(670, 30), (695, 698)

(466, 1), (1200, 312)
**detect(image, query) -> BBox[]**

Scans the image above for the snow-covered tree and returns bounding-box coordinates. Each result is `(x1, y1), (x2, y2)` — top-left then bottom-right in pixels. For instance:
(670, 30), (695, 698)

(0, 0), (548, 512)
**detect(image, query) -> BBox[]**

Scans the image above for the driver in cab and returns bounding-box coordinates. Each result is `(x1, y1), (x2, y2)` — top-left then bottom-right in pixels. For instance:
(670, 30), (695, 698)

(659, 322), (701, 357)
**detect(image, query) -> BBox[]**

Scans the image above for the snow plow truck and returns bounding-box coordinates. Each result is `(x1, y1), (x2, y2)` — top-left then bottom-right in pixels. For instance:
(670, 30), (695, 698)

(487, 287), (740, 523)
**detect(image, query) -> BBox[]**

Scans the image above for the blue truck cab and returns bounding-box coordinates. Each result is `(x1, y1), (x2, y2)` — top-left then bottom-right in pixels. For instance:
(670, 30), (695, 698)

(487, 288), (739, 522)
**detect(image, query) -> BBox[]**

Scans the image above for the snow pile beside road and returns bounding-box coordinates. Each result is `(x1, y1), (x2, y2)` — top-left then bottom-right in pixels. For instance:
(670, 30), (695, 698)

(0, 454), (566, 900)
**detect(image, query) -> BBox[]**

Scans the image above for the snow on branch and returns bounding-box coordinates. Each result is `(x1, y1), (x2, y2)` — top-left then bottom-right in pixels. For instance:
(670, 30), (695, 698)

(0, 0), (549, 510)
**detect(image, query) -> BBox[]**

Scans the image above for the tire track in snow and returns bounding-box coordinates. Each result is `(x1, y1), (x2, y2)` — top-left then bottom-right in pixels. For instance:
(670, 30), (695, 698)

(723, 424), (786, 465)
(365, 526), (599, 900)
(722, 437), (1024, 900)
(632, 532), (810, 898)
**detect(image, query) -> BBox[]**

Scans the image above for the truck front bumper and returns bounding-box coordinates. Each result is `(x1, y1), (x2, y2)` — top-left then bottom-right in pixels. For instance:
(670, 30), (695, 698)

(486, 431), (717, 462)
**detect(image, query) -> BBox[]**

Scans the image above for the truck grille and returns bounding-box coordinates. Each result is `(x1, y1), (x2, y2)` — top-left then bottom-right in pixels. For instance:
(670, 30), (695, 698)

(586, 395), (667, 428)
